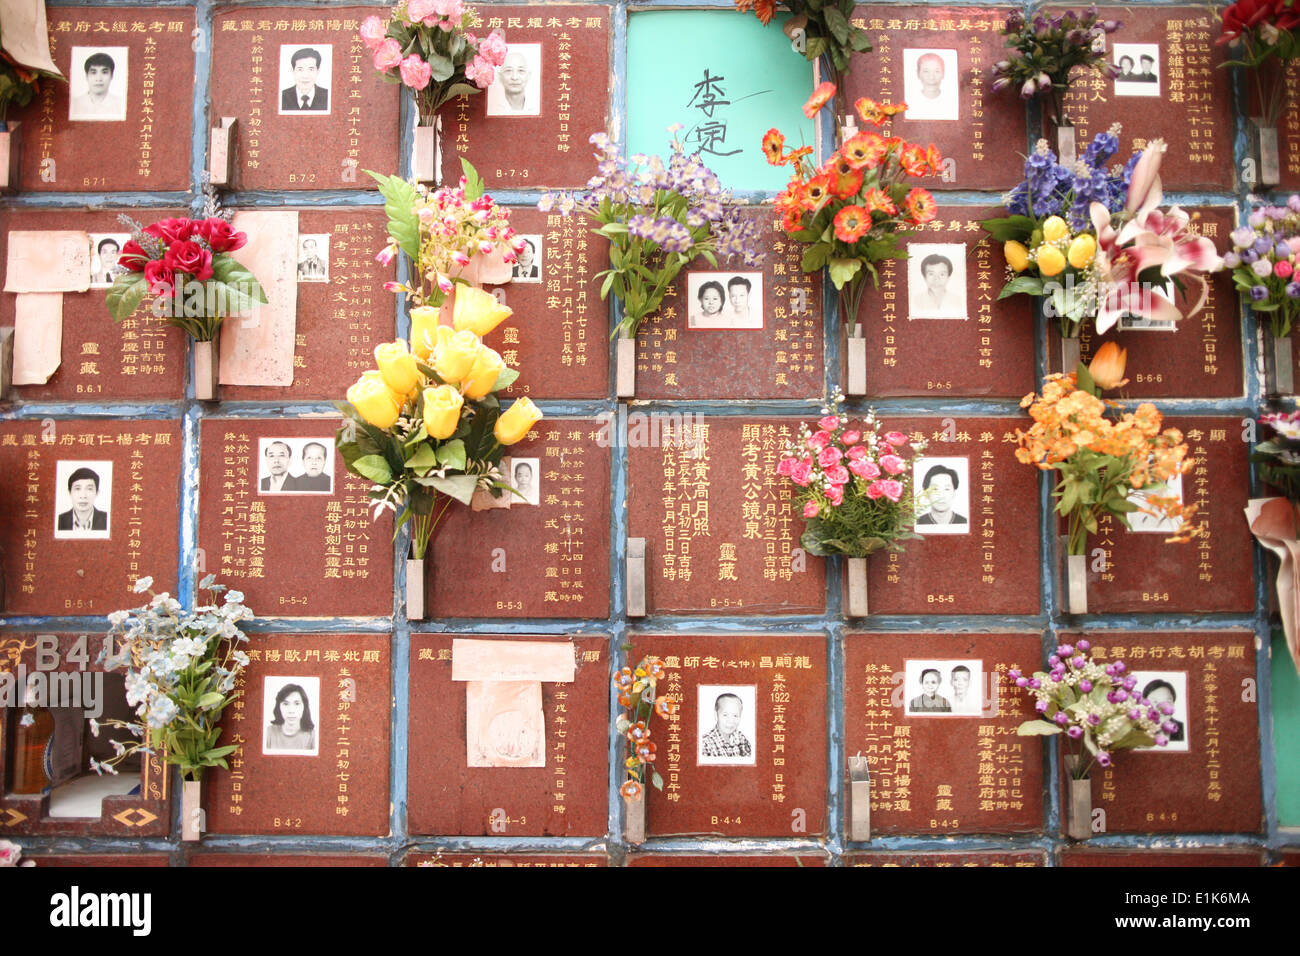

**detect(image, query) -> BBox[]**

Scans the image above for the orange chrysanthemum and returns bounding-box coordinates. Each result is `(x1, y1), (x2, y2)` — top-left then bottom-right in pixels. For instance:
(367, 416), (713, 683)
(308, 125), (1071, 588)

(903, 187), (937, 223)
(833, 205), (871, 243)
(854, 97), (907, 126)
(803, 81), (836, 118)
(842, 131), (887, 170)
(762, 127), (786, 166)
(863, 187), (897, 216)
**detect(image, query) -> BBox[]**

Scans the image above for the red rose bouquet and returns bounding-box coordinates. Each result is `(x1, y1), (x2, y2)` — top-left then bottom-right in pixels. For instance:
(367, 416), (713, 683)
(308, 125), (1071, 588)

(106, 213), (268, 342)
(1219, 0), (1300, 126)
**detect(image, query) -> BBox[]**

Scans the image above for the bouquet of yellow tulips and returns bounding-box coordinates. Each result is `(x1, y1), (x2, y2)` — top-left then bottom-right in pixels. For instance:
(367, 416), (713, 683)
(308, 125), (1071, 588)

(335, 285), (543, 559)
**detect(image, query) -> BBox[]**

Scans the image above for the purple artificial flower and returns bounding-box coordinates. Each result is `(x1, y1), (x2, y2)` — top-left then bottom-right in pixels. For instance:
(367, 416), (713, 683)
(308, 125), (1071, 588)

(1048, 654), (1061, 667)
(1251, 286), (1269, 301)
(1016, 677), (1029, 687)
(1287, 281), (1300, 299)
(1159, 702), (1174, 716)
(1057, 644), (1074, 657)
(1154, 733), (1169, 746)
(1008, 669), (1021, 680)
(1223, 251), (1242, 269)
(1128, 708), (1142, 720)
(1076, 639), (1090, 652)
(1107, 691), (1121, 703)
(1028, 678), (1041, 689)
(1242, 248), (1260, 264)
(1067, 726), (1084, 739)
(1088, 712), (1101, 725)
(1162, 720), (1179, 734)
(1252, 259), (1274, 278)
(1105, 663), (1119, 676)
(1080, 679), (1093, 693)
(1113, 689), (1128, 702)
(1054, 711), (1070, 725)
(1121, 675), (1135, 689)
(1255, 236), (1274, 255)
(1112, 662), (1126, 675)
(1278, 241), (1294, 258)
(1251, 210), (1268, 229)
(1036, 699), (1051, 713)
(1071, 655), (1086, 668)
(1096, 751), (1113, 767)
(1289, 194), (1300, 213)
(1231, 226), (1256, 247)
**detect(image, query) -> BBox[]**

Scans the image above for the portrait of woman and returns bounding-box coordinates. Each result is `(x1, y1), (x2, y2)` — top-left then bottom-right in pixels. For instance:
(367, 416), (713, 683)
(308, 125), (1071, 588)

(689, 279), (726, 328)
(264, 681), (318, 755)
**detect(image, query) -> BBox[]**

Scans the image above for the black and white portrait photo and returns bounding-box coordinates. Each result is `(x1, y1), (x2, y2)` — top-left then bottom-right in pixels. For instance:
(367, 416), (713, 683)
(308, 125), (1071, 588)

(257, 438), (335, 495)
(1131, 670), (1190, 752)
(687, 271), (763, 329)
(68, 47), (128, 122)
(697, 684), (757, 766)
(904, 659), (984, 716)
(53, 460), (113, 540)
(296, 234), (330, 282)
(913, 457), (970, 534)
(486, 43), (542, 117)
(1118, 313), (1177, 332)
(1113, 43), (1160, 98)
(907, 242), (968, 320)
(89, 233), (131, 288)
(279, 45), (332, 114)
(1126, 473), (1184, 534)
(509, 456), (540, 507)
(511, 235), (542, 282)
(262, 676), (320, 756)
(901, 48), (959, 122)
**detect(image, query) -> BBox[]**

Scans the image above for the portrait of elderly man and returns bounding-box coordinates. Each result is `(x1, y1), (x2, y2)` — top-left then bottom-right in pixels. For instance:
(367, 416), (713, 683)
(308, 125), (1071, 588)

(486, 44), (541, 116)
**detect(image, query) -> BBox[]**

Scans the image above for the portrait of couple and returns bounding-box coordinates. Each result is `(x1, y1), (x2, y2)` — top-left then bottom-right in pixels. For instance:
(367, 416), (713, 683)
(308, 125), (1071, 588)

(258, 438), (335, 495)
(687, 272), (763, 329)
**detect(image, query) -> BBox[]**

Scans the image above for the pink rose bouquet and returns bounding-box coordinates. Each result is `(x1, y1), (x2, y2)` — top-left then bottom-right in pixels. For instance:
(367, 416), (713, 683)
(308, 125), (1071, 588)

(777, 396), (927, 557)
(360, 2), (508, 124)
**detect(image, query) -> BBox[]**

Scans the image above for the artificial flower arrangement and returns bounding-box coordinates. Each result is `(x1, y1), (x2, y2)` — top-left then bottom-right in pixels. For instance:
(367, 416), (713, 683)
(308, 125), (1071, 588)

(767, 90), (941, 335)
(982, 130), (1222, 339)
(990, 7), (1122, 132)
(105, 210), (268, 343)
(778, 395), (928, 557)
(1246, 409), (1300, 677)
(361, 1), (508, 125)
(538, 129), (763, 341)
(1014, 343), (1198, 561)
(372, 161), (525, 309)
(733, 0), (873, 76)
(614, 656), (673, 808)
(1253, 410), (1300, 501)
(93, 575), (251, 785)
(1010, 638), (1170, 778)
(1218, 0), (1300, 130)
(1221, 196), (1300, 339)
(0, 48), (62, 127)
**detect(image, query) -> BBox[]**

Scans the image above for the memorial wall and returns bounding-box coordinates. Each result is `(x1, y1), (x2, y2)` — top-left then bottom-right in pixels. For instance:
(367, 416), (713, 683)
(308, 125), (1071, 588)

(0, 0), (1296, 868)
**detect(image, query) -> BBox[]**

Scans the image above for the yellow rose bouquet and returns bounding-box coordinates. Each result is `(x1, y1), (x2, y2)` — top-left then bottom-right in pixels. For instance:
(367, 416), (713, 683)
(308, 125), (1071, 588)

(335, 285), (543, 560)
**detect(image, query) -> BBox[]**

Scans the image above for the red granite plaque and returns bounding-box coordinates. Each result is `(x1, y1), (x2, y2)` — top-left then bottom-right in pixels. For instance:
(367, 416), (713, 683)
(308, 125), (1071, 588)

(29, 854), (171, 866)
(845, 851), (1046, 866)
(205, 633), (390, 837)
(190, 852), (388, 866)
(1051, 209), (1244, 399)
(845, 7), (1027, 191)
(209, 7), (399, 192)
(221, 208), (394, 402)
(1063, 631), (1262, 834)
(1078, 417), (1254, 614)
(478, 207), (608, 401)
(634, 209), (823, 401)
(0, 420), (181, 617)
(844, 632), (1044, 835)
(1052, 5), (1234, 190)
(1275, 63), (1300, 191)
(405, 852), (606, 867)
(427, 419), (610, 619)
(628, 853), (827, 866)
(862, 417), (1041, 615)
(1060, 848), (1264, 866)
(854, 206), (1035, 398)
(630, 634), (828, 839)
(0, 633), (170, 837)
(13, 8), (194, 192)
(197, 418), (393, 618)
(627, 417), (827, 615)
(0, 209), (187, 403)
(407, 634), (608, 837)
(442, 5), (610, 190)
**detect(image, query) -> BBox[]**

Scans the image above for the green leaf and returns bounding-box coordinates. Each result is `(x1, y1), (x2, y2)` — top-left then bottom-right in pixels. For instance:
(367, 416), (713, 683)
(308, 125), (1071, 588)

(1075, 361), (1096, 396)
(196, 692), (225, 710)
(351, 454), (393, 484)
(802, 242), (832, 274)
(435, 438), (467, 471)
(492, 366), (520, 392)
(210, 256), (269, 304)
(106, 273), (151, 321)
(204, 745), (239, 759)
(997, 275), (1044, 299)
(406, 443), (439, 470)
(828, 257), (863, 289)
(1017, 720), (1063, 736)
(460, 159), (485, 200)
(427, 474), (478, 504)
(651, 770), (664, 791)
(367, 171), (422, 259)
(426, 50), (454, 82)
(824, 5), (851, 44)
(979, 215), (1036, 242)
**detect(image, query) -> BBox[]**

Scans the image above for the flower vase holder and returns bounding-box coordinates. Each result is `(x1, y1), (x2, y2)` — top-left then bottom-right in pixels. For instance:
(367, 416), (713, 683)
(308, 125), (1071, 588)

(1054, 123), (1077, 168)
(193, 335), (219, 402)
(846, 557), (869, 617)
(406, 552), (426, 621)
(0, 121), (22, 193)
(1063, 756), (1093, 840)
(412, 117), (441, 186)
(847, 754), (871, 842)
(616, 334), (636, 398)
(627, 536), (647, 618)
(1063, 537), (1087, 615)
(623, 786), (646, 845)
(1059, 334), (1081, 377)
(1266, 329), (1294, 398)
(846, 329), (867, 397)
(208, 117), (237, 187)
(181, 780), (202, 842)
(1250, 117), (1281, 188)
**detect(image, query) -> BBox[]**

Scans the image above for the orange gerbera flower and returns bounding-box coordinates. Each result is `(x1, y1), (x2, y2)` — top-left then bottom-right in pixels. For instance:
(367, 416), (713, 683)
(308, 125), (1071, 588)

(854, 97), (907, 126)
(830, 156), (865, 198)
(863, 187), (897, 216)
(926, 144), (943, 174)
(903, 187), (937, 223)
(833, 205), (871, 243)
(842, 131), (887, 170)
(735, 0), (778, 25)
(782, 208), (804, 234)
(803, 172), (834, 208)
(803, 81), (836, 118)
(787, 145), (813, 164)
(762, 128), (786, 166)
(900, 143), (930, 177)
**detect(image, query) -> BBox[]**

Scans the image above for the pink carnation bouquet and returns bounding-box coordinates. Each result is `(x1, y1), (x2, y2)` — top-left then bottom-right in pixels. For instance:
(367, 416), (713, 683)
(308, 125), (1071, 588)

(777, 395), (928, 557)
(361, 0), (508, 124)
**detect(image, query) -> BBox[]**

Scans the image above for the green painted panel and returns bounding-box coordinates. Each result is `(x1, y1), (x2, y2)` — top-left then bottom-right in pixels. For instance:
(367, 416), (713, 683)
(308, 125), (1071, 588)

(1272, 630), (1300, 826)
(626, 10), (816, 192)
